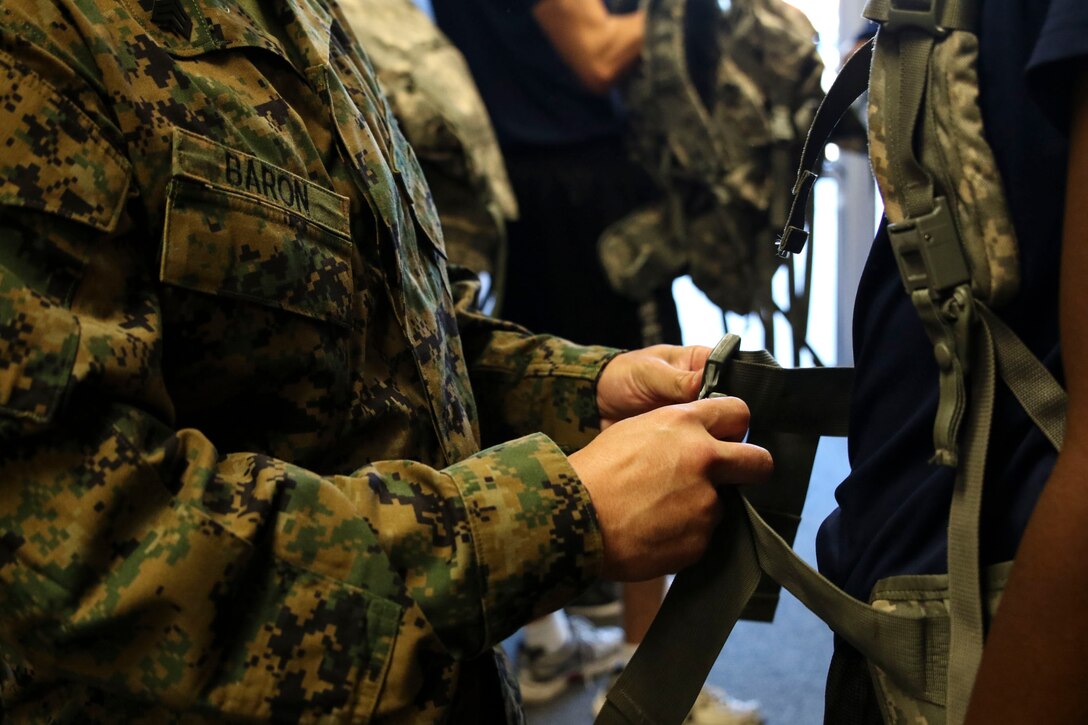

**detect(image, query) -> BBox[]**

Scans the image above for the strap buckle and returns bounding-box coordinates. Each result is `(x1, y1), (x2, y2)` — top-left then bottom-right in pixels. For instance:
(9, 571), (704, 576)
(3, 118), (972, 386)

(775, 170), (819, 258)
(698, 334), (742, 400)
(884, 0), (950, 37)
(888, 198), (969, 297)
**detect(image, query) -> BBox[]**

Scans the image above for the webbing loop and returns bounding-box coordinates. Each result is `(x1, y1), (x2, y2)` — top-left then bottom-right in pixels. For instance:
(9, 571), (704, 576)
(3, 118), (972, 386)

(863, 0), (978, 33)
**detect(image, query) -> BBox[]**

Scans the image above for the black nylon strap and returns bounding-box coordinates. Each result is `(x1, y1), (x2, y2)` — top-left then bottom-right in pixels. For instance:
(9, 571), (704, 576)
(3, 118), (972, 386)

(777, 38), (873, 256)
(727, 353), (853, 436)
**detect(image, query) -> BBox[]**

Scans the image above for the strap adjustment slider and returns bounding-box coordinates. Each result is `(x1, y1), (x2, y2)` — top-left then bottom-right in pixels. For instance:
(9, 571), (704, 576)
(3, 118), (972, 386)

(888, 197), (969, 296)
(776, 170), (819, 258)
(884, 0), (950, 36)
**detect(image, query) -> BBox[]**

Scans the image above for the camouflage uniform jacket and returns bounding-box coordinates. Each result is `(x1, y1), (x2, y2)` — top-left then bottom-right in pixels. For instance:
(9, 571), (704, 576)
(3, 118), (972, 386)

(0, 0), (611, 721)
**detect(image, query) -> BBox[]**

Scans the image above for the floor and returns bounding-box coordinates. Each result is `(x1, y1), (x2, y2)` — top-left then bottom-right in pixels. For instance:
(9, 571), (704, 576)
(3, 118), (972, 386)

(511, 436), (849, 725)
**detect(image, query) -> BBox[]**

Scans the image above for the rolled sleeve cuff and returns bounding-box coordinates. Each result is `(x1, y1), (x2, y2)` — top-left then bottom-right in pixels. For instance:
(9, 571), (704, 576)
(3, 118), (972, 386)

(444, 432), (603, 647)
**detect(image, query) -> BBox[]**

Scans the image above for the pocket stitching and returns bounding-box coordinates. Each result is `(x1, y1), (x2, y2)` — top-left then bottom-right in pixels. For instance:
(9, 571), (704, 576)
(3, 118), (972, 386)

(160, 180), (353, 328)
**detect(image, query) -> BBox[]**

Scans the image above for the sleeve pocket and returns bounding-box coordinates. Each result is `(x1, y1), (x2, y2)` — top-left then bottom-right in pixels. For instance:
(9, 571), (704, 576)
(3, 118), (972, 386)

(0, 49), (131, 232)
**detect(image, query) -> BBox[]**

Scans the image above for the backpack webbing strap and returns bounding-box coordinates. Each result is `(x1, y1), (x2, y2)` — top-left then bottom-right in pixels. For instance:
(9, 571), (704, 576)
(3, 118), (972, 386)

(597, 340), (854, 725)
(981, 306), (1066, 450)
(699, 337), (853, 620)
(700, 339), (853, 437)
(777, 38), (873, 257)
(940, 306), (1067, 722)
(596, 485), (941, 725)
(595, 321), (1066, 725)
(864, 0), (980, 468)
(944, 303), (993, 724)
(596, 493), (764, 725)
(863, 0), (977, 34)
(597, 351), (986, 725)
(862, 7), (988, 715)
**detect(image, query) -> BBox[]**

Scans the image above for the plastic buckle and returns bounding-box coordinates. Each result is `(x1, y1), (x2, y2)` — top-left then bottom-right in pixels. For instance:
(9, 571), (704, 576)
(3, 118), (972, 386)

(887, 197), (969, 295)
(884, 0), (948, 36)
(698, 334), (742, 400)
(776, 170), (819, 258)
(776, 226), (809, 259)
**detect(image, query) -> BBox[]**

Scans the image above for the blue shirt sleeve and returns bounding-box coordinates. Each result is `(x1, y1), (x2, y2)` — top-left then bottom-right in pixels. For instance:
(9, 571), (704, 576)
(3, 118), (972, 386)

(1027, 0), (1088, 133)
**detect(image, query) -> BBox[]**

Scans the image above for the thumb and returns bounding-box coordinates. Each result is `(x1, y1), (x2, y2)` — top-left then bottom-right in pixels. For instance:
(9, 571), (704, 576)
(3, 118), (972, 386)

(639, 358), (704, 404)
(674, 345), (711, 401)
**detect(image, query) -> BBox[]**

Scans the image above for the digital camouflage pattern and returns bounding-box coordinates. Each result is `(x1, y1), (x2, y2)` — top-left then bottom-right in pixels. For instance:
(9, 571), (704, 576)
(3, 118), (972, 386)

(868, 30), (1020, 308)
(0, 0), (614, 721)
(338, 0), (516, 288)
(600, 0), (824, 317)
(866, 563), (1009, 724)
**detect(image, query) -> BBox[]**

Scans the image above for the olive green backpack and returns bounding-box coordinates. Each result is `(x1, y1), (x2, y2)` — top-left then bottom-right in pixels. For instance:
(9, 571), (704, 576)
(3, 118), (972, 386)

(339, 0), (517, 312)
(595, 1), (1067, 724)
(599, 0), (830, 361)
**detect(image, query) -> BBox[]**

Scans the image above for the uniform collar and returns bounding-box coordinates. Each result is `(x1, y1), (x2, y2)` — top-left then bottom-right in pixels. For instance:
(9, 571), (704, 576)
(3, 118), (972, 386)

(178, 0), (333, 69)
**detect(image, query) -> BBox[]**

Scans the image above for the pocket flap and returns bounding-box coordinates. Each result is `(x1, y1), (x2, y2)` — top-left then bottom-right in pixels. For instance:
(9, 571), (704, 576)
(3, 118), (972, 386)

(171, 128), (351, 238)
(0, 50), (131, 233)
(161, 134), (353, 327)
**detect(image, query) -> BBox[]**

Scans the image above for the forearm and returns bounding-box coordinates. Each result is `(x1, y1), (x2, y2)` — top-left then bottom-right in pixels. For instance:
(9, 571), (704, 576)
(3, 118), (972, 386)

(335, 433), (603, 651)
(966, 66), (1088, 724)
(1, 376), (602, 717)
(532, 0), (646, 93)
(966, 453), (1088, 722)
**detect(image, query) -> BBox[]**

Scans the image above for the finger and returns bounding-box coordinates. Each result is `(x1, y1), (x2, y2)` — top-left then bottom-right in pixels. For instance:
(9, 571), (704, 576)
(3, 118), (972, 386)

(687, 396), (752, 441)
(707, 441), (774, 487)
(651, 344), (712, 373)
(634, 356), (703, 405)
(684, 345), (712, 375)
(675, 345), (713, 399)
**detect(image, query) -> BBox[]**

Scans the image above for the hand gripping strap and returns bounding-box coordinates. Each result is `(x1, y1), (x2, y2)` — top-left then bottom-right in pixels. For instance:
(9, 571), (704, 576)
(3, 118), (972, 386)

(596, 316), (1066, 725)
(700, 336), (852, 620)
(597, 340), (854, 724)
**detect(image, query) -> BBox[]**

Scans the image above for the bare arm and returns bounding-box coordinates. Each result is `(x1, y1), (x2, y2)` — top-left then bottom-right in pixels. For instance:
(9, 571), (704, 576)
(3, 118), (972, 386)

(966, 64), (1088, 724)
(532, 0), (645, 93)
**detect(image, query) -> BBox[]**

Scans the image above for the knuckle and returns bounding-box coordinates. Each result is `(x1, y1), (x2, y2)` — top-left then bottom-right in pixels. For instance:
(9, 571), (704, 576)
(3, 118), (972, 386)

(725, 396), (751, 425)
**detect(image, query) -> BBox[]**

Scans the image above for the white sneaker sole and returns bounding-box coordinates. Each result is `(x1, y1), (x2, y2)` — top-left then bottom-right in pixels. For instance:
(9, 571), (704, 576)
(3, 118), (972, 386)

(519, 650), (623, 706)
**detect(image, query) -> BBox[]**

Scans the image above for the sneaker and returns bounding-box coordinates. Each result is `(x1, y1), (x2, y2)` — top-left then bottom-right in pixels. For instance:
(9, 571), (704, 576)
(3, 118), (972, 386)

(565, 579), (622, 624)
(592, 675), (763, 725)
(685, 685), (763, 725)
(517, 616), (624, 705)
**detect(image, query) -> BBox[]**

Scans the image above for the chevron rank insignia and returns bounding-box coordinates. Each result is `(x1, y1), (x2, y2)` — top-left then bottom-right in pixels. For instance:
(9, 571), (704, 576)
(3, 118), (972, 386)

(151, 0), (193, 38)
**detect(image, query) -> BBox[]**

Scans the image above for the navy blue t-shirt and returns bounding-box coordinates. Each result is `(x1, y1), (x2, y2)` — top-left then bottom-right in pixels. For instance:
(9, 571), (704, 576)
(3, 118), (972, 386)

(432, 0), (626, 148)
(817, 0), (1088, 603)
